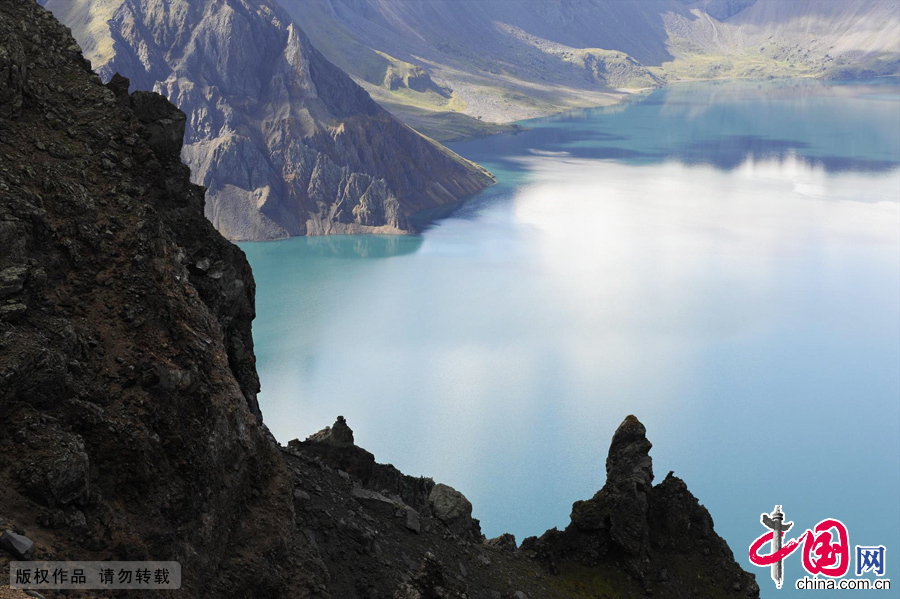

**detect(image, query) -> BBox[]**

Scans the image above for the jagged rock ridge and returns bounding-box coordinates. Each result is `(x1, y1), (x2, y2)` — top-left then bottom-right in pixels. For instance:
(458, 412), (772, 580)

(287, 415), (760, 598)
(41, 0), (494, 240)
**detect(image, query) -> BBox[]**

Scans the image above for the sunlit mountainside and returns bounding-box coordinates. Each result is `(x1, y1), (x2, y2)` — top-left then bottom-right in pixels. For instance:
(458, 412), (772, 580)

(279, 0), (900, 139)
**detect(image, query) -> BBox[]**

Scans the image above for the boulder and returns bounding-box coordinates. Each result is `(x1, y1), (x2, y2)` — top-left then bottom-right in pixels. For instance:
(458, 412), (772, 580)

(0, 530), (34, 560)
(428, 483), (474, 534)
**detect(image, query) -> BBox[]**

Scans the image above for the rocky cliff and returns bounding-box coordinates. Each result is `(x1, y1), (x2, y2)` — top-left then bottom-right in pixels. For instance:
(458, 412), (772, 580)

(1, 2), (756, 597)
(39, 0), (494, 241)
(0, 0), (325, 595)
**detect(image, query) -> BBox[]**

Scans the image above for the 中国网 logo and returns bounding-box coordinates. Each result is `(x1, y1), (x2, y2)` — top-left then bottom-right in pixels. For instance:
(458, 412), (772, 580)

(748, 505), (889, 592)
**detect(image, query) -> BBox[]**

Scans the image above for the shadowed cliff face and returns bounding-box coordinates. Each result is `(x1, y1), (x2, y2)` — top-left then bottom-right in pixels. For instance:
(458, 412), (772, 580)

(0, 1), (327, 595)
(40, 0), (494, 241)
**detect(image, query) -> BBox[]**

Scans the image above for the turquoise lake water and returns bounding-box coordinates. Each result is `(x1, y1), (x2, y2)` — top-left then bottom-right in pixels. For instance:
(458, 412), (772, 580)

(241, 79), (900, 596)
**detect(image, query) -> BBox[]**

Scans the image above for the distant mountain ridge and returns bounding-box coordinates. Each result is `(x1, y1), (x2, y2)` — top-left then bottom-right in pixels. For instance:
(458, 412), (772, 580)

(278, 0), (900, 140)
(42, 0), (494, 240)
(661, 0), (900, 80)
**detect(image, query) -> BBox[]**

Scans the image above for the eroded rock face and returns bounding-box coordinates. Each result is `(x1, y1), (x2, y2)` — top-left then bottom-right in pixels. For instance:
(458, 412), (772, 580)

(429, 484), (475, 535)
(0, 12), (25, 119)
(485, 533), (518, 552)
(106, 73), (263, 422)
(530, 415), (759, 596)
(42, 0), (495, 241)
(0, 2), (319, 595)
(307, 414), (355, 446)
(568, 414), (654, 558)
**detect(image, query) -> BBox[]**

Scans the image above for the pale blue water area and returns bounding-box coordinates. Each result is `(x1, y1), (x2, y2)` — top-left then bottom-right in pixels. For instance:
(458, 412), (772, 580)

(241, 79), (900, 596)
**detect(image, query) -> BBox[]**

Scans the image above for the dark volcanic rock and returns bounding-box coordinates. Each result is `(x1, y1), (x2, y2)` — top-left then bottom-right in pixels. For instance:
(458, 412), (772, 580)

(429, 483), (476, 536)
(307, 414), (356, 446)
(18, 430), (90, 507)
(569, 414), (654, 559)
(485, 533), (518, 552)
(0, 1), (319, 595)
(292, 416), (438, 514)
(0, 530), (34, 560)
(533, 415), (759, 597)
(293, 415), (377, 480)
(108, 73), (262, 422)
(0, 13), (25, 119)
(392, 552), (467, 599)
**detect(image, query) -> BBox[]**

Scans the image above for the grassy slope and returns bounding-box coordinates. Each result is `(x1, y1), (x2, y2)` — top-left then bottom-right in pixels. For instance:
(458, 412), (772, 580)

(656, 2), (900, 81)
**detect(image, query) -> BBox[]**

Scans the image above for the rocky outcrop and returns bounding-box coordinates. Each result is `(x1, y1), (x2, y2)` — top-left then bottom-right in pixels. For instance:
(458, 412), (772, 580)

(429, 484), (476, 536)
(284, 416), (757, 598)
(0, 1), (320, 595)
(292, 417), (477, 527)
(41, 0), (494, 241)
(526, 416), (759, 597)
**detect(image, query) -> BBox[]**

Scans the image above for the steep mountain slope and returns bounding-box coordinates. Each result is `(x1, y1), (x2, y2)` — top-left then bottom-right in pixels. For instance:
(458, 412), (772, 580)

(281, 0), (899, 140)
(1, 3), (757, 597)
(41, 0), (494, 241)
(279, 0), (678, 139)
(661, 0), (900, 80)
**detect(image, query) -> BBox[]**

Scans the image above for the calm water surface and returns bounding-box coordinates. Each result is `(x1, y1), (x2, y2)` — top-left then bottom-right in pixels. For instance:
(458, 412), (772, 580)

(241, 79), (900, 596)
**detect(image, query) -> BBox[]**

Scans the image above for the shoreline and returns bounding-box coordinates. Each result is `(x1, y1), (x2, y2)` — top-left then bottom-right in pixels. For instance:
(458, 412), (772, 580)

(435, 72), (899, 144)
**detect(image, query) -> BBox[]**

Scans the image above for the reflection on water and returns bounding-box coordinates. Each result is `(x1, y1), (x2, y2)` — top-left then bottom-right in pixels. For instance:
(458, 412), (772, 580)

(242, 80), (900, 598)
(242, 233), (423, 260)
(452, 78), (900, 174)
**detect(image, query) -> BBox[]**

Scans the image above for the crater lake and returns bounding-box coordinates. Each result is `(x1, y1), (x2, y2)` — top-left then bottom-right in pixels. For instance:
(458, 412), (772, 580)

(241, 79), (900, 595)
